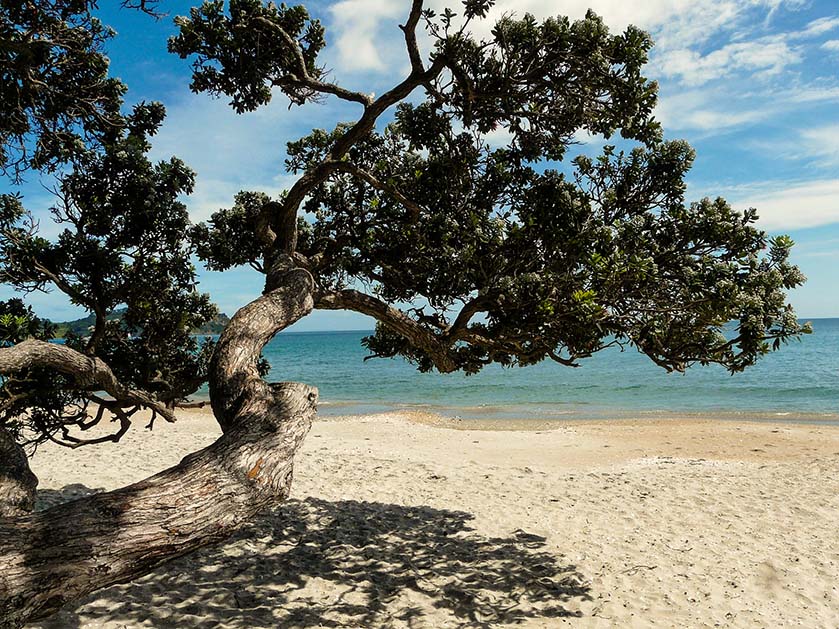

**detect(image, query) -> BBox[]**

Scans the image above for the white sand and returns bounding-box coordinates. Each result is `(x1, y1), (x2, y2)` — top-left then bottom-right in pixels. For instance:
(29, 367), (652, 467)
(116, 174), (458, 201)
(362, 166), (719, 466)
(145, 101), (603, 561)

(25, 411), (839, 628)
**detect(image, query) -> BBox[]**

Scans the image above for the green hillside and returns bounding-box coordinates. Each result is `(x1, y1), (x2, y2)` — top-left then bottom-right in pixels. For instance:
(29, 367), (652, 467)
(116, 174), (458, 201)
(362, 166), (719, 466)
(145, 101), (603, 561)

(52, 309), (230, 338)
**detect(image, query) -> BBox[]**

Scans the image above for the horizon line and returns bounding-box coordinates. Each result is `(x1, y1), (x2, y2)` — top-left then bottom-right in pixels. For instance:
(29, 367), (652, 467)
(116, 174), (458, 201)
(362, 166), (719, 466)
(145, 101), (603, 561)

(281, 316), (839, 335)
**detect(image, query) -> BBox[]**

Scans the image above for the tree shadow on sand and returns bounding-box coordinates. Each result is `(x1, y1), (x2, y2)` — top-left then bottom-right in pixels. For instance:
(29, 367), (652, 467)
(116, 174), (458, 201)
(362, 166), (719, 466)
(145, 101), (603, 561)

(33, 486), (591, 628)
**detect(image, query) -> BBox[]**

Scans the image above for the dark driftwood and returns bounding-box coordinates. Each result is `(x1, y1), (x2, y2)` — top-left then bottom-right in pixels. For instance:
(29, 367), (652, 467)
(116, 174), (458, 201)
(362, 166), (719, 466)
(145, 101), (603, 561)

(0, 270), (317, 628)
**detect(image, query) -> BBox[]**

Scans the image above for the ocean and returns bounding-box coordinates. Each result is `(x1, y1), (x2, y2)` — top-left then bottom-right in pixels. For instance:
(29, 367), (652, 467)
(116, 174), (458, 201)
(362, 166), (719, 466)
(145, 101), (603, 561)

(197, 318), (839, 423)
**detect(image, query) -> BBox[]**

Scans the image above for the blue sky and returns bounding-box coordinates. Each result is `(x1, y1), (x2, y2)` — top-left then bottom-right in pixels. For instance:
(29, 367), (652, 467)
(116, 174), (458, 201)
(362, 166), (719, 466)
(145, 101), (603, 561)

(3, 0), (839, 330)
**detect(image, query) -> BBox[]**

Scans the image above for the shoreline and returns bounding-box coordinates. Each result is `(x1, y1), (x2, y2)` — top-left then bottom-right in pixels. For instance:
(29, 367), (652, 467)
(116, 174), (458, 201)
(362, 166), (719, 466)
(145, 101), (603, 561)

(326, 408), (839, 431)
(180, 397), (839, 427)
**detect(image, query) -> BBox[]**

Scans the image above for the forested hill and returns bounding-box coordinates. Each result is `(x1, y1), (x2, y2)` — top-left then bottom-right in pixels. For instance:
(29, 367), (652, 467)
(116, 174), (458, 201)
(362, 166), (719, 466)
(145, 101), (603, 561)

(51, 309), (230, 337)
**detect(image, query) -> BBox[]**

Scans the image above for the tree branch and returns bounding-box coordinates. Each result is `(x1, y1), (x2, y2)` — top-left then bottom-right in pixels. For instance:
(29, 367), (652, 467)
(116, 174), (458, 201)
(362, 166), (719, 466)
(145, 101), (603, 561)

(0, 382), (317, 626)
(400, 0), (426, 74)
(1, 270), (319, 625)
(210, 268), (316, 429)
(256, 200), (280, 250)
(266, 25), (448, 266)
(0, 340), (176, 423)
(9, 232), (107, 355)
(51, 405), (132, 449)
(0, 425), (37, 518)
(120, 0), (164, 18)
(315, 289), (457, 373)
(2, 213), (97, 316)
(446, 294), (490, 339)
(316, 288), (581, 371)
(328, 161), (424, 220)
(252, 16), (372, 107)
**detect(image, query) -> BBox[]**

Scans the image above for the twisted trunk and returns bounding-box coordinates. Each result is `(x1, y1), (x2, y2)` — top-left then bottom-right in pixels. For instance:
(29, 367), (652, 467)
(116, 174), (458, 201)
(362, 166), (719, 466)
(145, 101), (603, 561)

(0, 269), (317, 628)
(0, 428), (37, 519)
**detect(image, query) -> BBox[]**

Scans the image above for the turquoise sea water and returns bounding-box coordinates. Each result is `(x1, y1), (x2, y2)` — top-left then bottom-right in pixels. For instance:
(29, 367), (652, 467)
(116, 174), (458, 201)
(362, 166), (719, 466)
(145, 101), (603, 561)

(199, 318), (839, 422)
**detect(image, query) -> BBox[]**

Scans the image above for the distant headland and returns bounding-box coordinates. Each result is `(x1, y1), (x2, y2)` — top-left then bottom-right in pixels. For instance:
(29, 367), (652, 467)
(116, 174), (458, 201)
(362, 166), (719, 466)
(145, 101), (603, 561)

(50, 309), (231, 338)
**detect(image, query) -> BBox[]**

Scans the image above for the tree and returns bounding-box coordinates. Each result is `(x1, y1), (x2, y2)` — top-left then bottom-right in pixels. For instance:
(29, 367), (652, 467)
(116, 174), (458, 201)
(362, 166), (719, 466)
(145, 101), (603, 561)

(0, 0), (806, 625)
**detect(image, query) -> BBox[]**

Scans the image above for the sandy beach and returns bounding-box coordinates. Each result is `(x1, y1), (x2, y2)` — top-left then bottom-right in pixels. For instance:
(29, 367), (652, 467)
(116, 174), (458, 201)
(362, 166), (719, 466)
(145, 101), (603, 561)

(25, 410), (839, 628)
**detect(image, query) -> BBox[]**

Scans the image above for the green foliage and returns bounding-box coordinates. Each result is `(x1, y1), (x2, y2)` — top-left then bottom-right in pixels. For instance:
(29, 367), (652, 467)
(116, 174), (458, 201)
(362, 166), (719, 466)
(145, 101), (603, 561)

(0, 0), (127, 180)
(169, 0), (326, 111)
(191, 191), (277, 271)
(0, 299), (54, 346)
(188, 1), (806, 376)
(0, 99), (216, 444)
(64, 324), (216, 404)
(0, 103), (213, 337)
(433, 10), (661, 160)
(0, 0), (811, 450)
(0, 1), (223, 448)
(0, 299), (71, 445)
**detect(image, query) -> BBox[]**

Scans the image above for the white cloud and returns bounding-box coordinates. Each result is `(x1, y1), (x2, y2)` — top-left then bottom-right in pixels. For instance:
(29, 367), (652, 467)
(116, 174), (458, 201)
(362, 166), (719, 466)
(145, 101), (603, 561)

(482, 125), (515, 148)
(800, 16), (839, 38)
(654, 89), (769, 132)
(682, 108), (767, 131)
(731, 180), (839, 231)
(745, 123), (839, 170)
(325, 0), (807, 75)
(328, 0), (403, 71)
(655, 37), (801, 86)
(793, 237), (839, 258)
(181, 177), (293, 223)
(322, 0), (819, 139)
(150, 90), (356, 221)
(652, 10), (838, 87)
(798, 124), (839, 166)
(424, 0), (767, 49)
(783, 83), (839, 103)
(822, 39), (839, 52)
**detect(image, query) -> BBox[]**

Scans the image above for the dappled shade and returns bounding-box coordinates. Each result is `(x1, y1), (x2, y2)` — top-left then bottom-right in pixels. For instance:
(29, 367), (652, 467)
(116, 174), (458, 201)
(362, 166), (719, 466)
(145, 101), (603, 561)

(35, 491), (590, 628)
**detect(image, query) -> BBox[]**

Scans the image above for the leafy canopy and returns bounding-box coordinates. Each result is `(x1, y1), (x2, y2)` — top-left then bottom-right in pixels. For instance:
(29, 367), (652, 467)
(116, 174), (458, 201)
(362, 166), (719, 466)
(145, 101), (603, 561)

(179, 0), (806, 375)
(0, 0), (808, 446)
(0, 0), (126, 181)
(0, 101), (216, 444)
(0, 1), (215, 447)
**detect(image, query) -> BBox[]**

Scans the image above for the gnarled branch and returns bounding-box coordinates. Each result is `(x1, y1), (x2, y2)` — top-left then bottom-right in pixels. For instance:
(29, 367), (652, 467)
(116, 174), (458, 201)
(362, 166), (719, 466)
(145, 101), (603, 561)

(315, 288), (457, 373)
(328, 161), (424, 220)
(268, 1), (448, 258)
(0, 340), (175, 424)
(0, 426), (37, 518)
(252, 16), (372, 107)
(400, 0), (426, 74)
(0, 270), (319, 627)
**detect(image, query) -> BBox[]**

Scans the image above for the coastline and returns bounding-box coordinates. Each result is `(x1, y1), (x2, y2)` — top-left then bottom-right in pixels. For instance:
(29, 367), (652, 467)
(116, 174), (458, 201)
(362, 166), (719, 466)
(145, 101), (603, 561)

(189, 393), (839, 426)
(28, 410), (839, 628)
(183, 319), (839, 424)
(335, 407), (839, 430)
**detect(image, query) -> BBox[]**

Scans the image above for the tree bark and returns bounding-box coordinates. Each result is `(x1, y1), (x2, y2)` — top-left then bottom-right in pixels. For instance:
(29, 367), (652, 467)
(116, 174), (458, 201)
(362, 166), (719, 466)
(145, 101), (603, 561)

(0, 269), (317, 628)
(0, 427), (37, 519)
(0, 340), (177, 423)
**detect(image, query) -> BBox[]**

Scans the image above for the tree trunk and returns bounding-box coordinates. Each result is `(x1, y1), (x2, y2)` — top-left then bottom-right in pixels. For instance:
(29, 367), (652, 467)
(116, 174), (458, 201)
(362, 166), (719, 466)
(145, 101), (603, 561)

(0, 428), (37, 519)
(0, 269), (317, 628)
